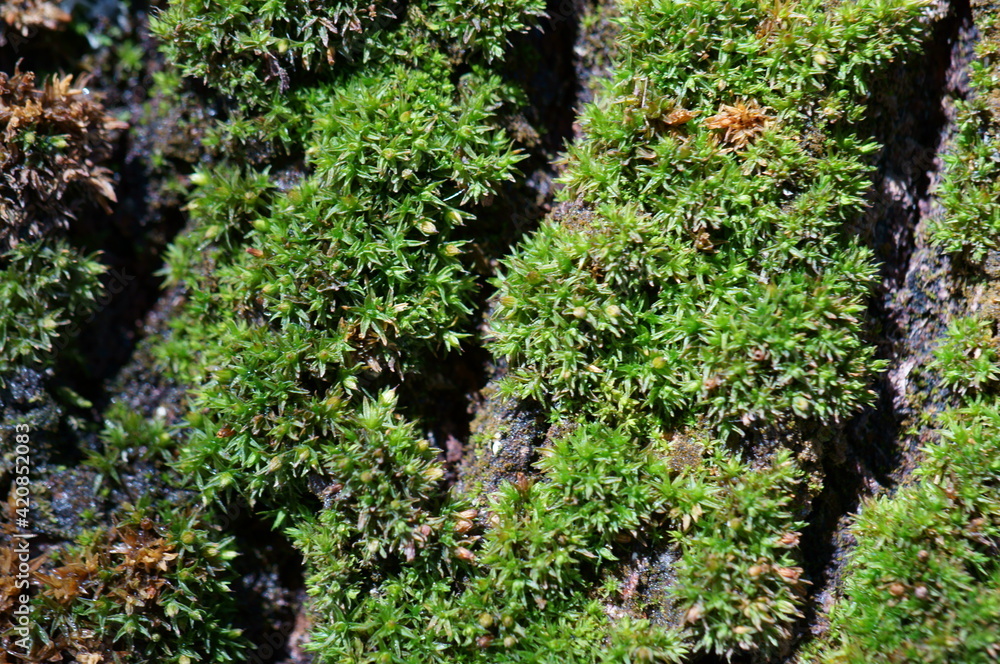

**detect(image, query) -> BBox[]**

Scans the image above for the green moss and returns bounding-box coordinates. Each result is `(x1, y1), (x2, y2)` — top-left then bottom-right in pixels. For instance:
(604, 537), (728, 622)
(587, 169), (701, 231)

(152, 0), (572, 659)
(152, 0), (544, 108)
(490, 0), (930, 429)
(0, 65), (125, 377)
(811, 398), (1000, 663)
(144, 0), (954, 661)
(166, 60), (529, 507)
(929, 315), (1000, 396)
(928, 2), (1000, 260)
(21, 507), (246, 664)
(809, 174), (1000, 664)
(482, 0), (933, 658)
(672, 450), (805, 657)
(151, 0), (399, 105)
(292, 422), (697, 663)
(83, 401), (176, 489)
(0, 240), (106, 375)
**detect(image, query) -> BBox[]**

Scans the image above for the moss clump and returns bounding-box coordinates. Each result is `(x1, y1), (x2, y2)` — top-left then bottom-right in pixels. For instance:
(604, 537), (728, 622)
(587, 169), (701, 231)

(0, 240), (105, 375)
(673, 452), (806, 657)
(1, 509), (245, 664)
(837, 6), (1000, 651)
(482, 0), (931, 658)
(152, 0), (552, 659)
(292, 421), (695, 663)
(489, 0), (930, 429)
(152, 0), (544, 107)
(168, 60), (528, 506)
(806, 264), (1000, 661)
(0, 69), (126, 251)
(151, 0), (400, 105)
(929, 315), (1000, 396)
(811, 397), (1000, 663)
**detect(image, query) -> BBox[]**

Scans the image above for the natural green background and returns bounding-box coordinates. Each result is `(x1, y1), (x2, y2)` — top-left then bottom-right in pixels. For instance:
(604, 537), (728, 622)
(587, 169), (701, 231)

(2, 0), (1000, 663)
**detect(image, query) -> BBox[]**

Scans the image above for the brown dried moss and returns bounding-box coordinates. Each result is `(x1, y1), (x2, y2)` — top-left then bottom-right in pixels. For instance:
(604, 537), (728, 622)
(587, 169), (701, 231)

(705, 99), (771, 149)
(1, 518), (186, 663)
(0, 68), (127, 251)
(0, 0), (69, 42)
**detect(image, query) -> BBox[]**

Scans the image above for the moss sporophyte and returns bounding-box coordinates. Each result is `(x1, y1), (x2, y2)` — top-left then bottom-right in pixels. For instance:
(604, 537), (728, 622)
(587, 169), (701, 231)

(8, 0), (1000, 662)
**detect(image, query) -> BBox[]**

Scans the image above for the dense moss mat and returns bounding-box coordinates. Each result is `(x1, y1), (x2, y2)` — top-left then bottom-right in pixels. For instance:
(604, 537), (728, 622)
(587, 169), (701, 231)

(812, 403), (1000, 662)
(147, 0), (942, 661)
(14, 0), (1000, 662)
(491, 0), (931, 429)
(487, 0), (928, 656)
